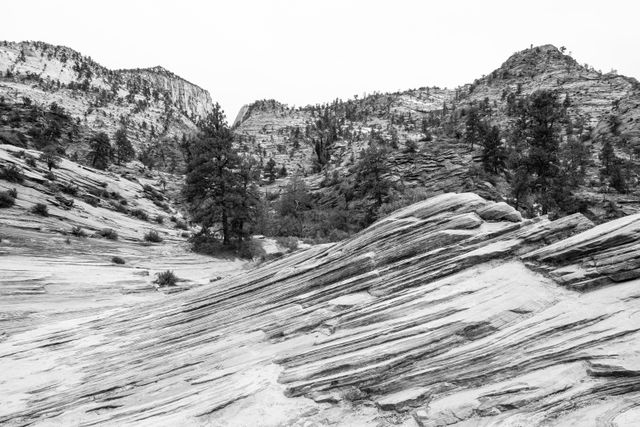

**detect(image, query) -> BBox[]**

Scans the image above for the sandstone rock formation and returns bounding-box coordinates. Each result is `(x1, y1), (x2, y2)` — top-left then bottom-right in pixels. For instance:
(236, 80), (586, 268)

(0, 41), (214, 151)
(2, 192), (639, 426)
(234, 45), (640, 216)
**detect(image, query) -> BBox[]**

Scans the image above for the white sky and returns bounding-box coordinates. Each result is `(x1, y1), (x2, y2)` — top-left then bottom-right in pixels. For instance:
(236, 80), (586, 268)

(4, 0), (640, 121)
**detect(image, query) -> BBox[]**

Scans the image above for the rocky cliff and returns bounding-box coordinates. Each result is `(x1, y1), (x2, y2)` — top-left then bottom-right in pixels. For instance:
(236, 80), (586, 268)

(2, 192), (639, 425)
(0, 41), (214, 152)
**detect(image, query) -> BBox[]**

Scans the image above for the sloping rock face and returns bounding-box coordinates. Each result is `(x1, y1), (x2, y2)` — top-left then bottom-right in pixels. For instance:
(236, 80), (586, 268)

(0, 41), (214, 150)
(2, 193), (640, 426)
(0, 144), (187, 242)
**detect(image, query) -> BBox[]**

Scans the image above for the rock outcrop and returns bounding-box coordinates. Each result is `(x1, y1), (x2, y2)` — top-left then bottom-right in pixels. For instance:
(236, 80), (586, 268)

(2, 192), (639, 426)
(0, 41), (214, 150)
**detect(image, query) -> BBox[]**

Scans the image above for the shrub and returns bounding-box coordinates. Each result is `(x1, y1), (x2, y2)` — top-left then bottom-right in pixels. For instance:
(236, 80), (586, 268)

(143, 184), (164, 201)
(24, 154), (37, 168)
(83, 195), (99, 207)
(175, 220), (188, 230)
(275, 236), (298, 252)
(189, 233), (223, 256)
(143, 229), (163, 243)
(30, 203), (48, 216)
(155, 215), (164, 224)
(61, 183), (78, 196)
(180, 231), (190, 238)
(237, 240), (267, 260)
(111, 256), (125, 264)
(97, 228), (118, 240)
(131, 208), (148, 221)
(0, 190), (16, 208)
(0, 164), (24, 183)
(44, 171), (56, 181)
(111, 201), (128, 214)
(71, 226), (87, 237)
(7, 188), (17, 198)
(154, 270), (178, 287)
(153, 199), (171, 212)
(55, 194), (74, 209)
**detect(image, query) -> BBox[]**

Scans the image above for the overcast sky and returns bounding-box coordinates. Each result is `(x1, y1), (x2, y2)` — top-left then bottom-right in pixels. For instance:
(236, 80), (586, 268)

(4, 0), (640, 121)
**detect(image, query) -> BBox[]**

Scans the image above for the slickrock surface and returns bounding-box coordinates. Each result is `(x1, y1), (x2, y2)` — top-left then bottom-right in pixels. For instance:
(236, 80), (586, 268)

(0, 144), (186, 242)
(2, 193), (639, 426)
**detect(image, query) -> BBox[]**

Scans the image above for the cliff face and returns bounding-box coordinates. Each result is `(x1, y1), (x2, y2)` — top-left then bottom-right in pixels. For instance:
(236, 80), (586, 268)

(0, 41), (214, 151)
(234, 45), (640, 216)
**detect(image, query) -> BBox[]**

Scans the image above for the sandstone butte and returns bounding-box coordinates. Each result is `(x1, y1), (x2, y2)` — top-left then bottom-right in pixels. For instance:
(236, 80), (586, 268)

(1, 192), (640, 426)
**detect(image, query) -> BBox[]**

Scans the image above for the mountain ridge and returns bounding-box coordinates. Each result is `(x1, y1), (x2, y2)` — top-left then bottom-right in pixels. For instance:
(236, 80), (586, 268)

(232, 44), (640, 220)
(0, 40), (215, 158)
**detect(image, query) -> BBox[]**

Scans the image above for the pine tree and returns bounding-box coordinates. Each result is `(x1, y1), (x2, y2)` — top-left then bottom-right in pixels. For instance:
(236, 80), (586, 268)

(264, 158), (277, 182)
(89, 132), (112, 170)
(183, 110), (258, 246)
(354, 145), (392, 223)
(114, 127), (135, 165)
(480, 124), (505, 173)
(464, 107), (483, 150)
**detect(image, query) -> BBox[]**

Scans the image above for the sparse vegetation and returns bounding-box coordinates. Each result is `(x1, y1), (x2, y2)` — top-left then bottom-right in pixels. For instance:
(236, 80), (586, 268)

(0, 189), (16, 208)
(60, 183), (78, 196)
(131, 208), (149, 221)
(71, 226), (87, 237)
(96, 228), (118, 240)
(275, 236), (298, 252)
(154, 270), (178, 287)
(143, 229), (163, 243)
(40, 145), (60, 171)
(30, 203), (48, 216)
(0, 164), (24, 183)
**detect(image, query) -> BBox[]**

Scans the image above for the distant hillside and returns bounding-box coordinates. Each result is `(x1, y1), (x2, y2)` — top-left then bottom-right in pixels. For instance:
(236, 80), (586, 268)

(0, 40), (214, 164)
(234, 45), (640, 220)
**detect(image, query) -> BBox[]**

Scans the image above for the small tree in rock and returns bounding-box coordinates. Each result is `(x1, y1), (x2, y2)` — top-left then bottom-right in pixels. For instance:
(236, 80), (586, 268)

(40, 145), (60, 171)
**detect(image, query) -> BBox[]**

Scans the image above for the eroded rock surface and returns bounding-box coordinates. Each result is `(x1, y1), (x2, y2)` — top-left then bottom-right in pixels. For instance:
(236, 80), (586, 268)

(1, 193), (640, 426)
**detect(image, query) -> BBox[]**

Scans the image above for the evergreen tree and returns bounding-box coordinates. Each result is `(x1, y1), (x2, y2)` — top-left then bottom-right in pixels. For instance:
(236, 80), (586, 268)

(464, 107), (483, 150)
(523, 90), (563, 192)
(480, 124), (505, 173)
(89, 132), (112, 170)
(600, 139), (616, 176)
(231, 156), (261, 241)
(277, 175), (313, 236)
(183, 110), (258, 246)
(114, 127), (135, 165)
(264, 158), (277, 182)
(354, 145), (392, 223)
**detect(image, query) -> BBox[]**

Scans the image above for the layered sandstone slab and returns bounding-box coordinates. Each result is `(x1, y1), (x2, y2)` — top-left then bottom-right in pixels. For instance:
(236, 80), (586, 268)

(1, 193), (639, 426)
